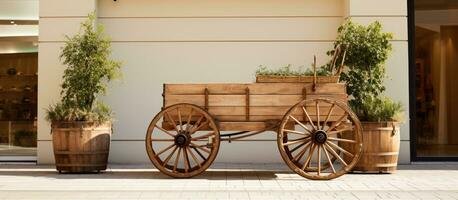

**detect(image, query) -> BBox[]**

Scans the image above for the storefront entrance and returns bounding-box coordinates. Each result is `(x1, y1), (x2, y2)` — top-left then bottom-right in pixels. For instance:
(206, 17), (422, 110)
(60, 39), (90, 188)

(410, 0), (458, 160)
(0, 53), (37, 161)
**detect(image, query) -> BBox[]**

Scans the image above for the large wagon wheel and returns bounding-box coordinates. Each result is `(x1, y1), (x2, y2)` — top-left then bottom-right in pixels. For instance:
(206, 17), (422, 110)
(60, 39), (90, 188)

(146, 103), (220, 178)
(278, 98), (362, 180)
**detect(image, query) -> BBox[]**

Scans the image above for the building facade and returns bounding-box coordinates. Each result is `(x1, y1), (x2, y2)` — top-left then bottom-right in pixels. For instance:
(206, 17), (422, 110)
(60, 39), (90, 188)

(36, 0), (410, 164)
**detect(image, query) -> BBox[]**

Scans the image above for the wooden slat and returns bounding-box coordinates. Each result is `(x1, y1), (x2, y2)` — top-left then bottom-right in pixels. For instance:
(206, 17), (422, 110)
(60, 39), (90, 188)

(166, 106), (345, 116)
(163, 115), (343, 125)
(165, 94), (347, 107)
(218, 122), (272, 131)
(214, 115), (343, 122)
(164, 83), (346, 95)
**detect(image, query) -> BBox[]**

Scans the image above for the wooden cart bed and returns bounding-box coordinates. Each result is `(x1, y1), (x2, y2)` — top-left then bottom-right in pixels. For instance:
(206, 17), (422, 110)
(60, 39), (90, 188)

(163, 83), (348, 131)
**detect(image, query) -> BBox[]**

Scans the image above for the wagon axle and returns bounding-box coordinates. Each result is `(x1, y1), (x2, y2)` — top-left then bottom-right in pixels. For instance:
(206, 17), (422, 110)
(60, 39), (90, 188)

(174, 132), (191, 147)
(312, 130), (328, 144)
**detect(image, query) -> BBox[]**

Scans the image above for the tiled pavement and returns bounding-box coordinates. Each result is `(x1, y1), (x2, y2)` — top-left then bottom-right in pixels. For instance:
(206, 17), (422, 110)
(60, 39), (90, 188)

(0, 163), (458, 200)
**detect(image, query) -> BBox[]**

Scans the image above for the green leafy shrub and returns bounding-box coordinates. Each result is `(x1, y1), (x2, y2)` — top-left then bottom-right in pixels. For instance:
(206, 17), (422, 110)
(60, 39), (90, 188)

(333, 20), (393, 100)
(46, 13), (122, 123)
(330, 20), (403, 122)
(256, 65), (332, 76)
(351, 96), (404, 122)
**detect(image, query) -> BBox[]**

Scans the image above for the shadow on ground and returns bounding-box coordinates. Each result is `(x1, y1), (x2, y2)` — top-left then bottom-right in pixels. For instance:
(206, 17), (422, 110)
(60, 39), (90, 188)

(0, 170), (290, 180)
(0, 164), (457, 180)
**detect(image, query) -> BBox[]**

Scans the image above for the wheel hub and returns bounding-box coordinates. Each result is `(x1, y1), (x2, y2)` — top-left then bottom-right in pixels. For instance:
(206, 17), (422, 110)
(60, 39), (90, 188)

(174, 131), (191, 147)
(313, 130), (327, 144)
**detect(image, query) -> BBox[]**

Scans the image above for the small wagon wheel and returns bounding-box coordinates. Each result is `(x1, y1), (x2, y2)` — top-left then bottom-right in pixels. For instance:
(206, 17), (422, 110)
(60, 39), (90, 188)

(278, 98), (362, 180)
(146, 103), (220, 178)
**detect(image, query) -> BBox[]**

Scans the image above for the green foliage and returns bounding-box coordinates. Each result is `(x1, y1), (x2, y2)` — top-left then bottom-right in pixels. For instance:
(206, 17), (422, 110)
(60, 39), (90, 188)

(333, 20), (393, 100)
(350, 96), (404, 122)
(46, 13), (121, 123)
(46, 102), (113, 122)
(256, 65), (332, 77)
(330, 20), (403, 121)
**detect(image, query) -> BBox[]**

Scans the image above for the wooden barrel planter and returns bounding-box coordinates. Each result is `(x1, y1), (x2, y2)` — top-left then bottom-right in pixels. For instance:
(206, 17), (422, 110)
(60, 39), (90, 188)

(343, 122), (400, 173)
(51, 121), (112, 173)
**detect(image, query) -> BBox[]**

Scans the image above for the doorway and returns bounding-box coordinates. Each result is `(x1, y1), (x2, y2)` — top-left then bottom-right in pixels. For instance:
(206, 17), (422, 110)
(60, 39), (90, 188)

(0, 53), (37, 160)
(411, 0), (458, 160)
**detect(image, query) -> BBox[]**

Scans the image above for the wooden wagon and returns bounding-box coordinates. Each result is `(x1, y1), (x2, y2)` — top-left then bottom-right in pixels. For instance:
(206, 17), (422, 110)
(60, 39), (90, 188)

(146, 79), (363, 180)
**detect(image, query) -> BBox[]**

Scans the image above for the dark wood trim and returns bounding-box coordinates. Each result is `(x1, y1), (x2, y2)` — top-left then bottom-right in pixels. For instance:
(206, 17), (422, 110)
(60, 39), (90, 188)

(408, 0), (417, 163)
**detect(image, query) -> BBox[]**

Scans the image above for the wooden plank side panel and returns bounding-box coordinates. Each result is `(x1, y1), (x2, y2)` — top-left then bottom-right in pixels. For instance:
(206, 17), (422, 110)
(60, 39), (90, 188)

(215, 115), (343, 122)
(164, 114), (344, 123)
(165, 94), (347, 107)
(164, 83), (346, 95)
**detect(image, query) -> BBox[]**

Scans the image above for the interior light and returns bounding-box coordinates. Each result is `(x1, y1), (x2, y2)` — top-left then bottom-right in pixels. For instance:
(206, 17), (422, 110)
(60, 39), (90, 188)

(10, 21), (14, 24)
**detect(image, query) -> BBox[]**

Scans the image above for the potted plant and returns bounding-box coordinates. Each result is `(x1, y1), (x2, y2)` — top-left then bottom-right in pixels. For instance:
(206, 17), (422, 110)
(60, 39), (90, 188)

(255, 55), (341, 83)
(45, 13), (122, 173)
(331, 20), (404, 173)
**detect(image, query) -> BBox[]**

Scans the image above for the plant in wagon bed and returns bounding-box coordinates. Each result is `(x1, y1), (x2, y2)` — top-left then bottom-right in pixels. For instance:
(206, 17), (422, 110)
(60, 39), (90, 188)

(332, 20), (404, 173)
(45, 14), (122, 173)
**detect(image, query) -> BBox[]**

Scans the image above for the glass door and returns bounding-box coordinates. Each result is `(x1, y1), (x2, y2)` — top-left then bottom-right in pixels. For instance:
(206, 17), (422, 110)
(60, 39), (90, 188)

(0, 53), (37, 160)
(412, 0), (458, 159)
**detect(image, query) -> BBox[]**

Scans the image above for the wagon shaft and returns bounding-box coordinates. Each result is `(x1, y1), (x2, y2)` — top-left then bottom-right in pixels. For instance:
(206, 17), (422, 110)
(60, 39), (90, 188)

(163, 83), (347, 131)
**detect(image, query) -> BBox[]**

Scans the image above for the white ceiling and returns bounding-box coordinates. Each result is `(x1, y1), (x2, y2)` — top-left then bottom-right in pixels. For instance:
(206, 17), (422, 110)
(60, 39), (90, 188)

(0, 0), (38, 53)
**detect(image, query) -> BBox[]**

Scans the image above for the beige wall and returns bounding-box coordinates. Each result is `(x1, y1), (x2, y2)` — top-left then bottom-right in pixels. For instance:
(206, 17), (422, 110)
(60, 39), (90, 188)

(38, 0), (410, 164)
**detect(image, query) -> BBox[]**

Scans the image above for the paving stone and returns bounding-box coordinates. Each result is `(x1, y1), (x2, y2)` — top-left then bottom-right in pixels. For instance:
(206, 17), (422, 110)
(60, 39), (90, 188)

(0, 164), (458, 199)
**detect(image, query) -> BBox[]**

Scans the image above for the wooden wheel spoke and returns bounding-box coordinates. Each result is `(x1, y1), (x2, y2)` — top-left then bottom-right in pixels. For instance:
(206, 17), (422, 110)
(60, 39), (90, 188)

(192, 132), (215, 141)
(151, 138), (175, 142)
(177, 108), (183, 131)
(187, 146), (202, 168)
(282, 137), (309, 146)
(289, 115), (313, 133)
(290, 139), (309, 153)
(190, 120), (209, 135)
(323, 104), (336, 127)
(190, 115), (204, 133)
(156, 144), (175, 157)
(162, 146), (178, 166)
(328, 137), (357, 143)
(316, 101), (320, 130)
(328, 127), (353, 135)
(322, 145), (336, 173)
(190, 142), (211, 154)
(173, 148), (182, 172)
(317, 144), (321, 176)
(284, 129), (309, 136)
(191, 146), (207, 160)
(293, 141), (312, 162)
(302, 106), (316, 131)
(327, 141), (354, 158)
(185, 108), (194, 132)
(302, 143), (317, 170)
(165, 111), (180, 133)
(327, 114), (347, 132)
(183, 147), (190, 172)
(155, 125), (176, 137)
(324, 143), (347, 166)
